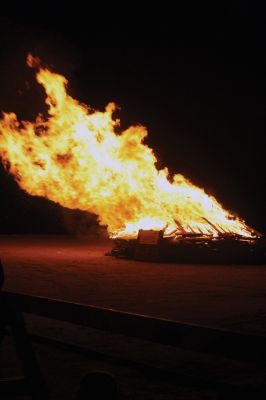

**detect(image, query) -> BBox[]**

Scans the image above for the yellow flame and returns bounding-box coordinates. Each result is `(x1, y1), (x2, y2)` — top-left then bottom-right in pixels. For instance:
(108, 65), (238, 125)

(0, 55), (255, 238)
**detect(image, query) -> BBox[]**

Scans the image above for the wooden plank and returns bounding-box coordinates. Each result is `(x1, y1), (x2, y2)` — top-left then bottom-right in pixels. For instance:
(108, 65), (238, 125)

(174, 219), (187, 234)
(202, 217), (222, 234)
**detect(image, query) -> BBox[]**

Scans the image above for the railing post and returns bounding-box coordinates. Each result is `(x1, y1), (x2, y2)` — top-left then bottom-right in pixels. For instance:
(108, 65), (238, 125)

(0, 260), (49, 399)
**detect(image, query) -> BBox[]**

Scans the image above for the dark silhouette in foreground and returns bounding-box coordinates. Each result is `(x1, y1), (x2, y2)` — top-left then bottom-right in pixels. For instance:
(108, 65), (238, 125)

(77, 371), (117, 400)
(0, 259), (48, 399)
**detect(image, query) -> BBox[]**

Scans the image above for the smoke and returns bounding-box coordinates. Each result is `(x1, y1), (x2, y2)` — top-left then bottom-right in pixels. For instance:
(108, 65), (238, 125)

(61, 209), (108, 240)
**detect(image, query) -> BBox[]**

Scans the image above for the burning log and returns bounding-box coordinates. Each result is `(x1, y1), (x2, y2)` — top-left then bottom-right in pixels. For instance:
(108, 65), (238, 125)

(217, 225), (227, 234)
(201, 217), (223, 235)
(174, 219), (187, 235)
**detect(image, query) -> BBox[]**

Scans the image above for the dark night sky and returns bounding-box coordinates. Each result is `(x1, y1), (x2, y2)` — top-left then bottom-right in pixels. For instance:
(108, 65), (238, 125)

(0, 3), (266, 234)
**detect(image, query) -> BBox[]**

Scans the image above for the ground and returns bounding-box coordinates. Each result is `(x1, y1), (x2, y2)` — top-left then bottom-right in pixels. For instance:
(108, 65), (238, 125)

(1, 235), (266, 399)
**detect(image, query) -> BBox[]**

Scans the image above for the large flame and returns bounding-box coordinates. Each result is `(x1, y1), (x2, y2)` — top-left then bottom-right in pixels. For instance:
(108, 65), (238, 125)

(0, 55), (255, 238)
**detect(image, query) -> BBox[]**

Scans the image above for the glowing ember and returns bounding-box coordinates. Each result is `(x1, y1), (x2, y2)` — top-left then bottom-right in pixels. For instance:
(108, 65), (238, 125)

(0, 55), (255, 239)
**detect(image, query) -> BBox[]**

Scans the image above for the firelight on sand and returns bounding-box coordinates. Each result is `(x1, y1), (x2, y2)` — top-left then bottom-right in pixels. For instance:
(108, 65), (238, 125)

(0, 55), (255, 239)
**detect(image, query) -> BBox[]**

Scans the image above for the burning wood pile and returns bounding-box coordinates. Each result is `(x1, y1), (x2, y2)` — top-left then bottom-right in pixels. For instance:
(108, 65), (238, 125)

(0, 55), (263, 264)
(109, 231), (266, 264)
(108, 224), (265, 264)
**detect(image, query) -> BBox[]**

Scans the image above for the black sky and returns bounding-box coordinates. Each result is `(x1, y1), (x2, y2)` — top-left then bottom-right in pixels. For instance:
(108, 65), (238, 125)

(0, 4), (266, 234)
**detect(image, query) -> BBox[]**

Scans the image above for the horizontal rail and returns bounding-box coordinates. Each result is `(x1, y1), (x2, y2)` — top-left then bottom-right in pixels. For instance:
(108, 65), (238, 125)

(3, 290), (266, 362)
(27, 333), (253, 393)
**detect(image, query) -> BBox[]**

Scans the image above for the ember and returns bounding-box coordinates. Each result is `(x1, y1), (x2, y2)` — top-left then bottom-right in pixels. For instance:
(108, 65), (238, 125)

(0, 55), (258, 242)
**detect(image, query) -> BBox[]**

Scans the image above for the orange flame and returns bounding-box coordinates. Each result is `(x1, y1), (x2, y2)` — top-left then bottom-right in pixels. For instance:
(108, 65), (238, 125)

(0, 55), (255, 238)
